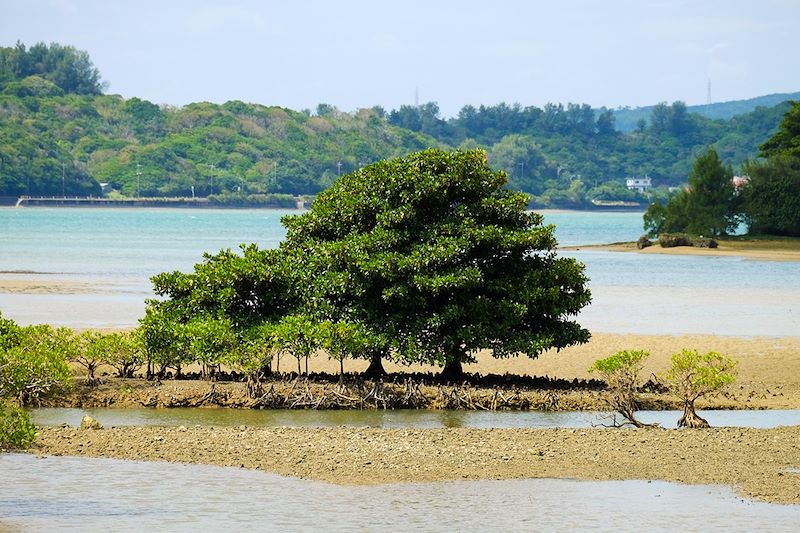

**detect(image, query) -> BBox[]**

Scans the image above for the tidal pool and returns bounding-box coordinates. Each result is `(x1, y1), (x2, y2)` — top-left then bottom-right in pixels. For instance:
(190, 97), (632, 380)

(29, 407), (800, 429)
(1, 454), (798, 532)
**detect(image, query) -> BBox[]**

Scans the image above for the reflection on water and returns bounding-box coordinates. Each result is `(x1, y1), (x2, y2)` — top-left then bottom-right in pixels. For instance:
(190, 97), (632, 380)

(1, 454), (798, 532)
(29, 407), (800, 429)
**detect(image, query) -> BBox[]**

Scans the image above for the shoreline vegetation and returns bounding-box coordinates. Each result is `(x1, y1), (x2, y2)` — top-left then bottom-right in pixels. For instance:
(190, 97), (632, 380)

(42, 332), (800, 411)
(26, 330), (800, 506)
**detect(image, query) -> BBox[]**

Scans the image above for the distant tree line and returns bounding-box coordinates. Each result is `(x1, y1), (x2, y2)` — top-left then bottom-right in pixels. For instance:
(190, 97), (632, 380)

(0, 41), (105, 96)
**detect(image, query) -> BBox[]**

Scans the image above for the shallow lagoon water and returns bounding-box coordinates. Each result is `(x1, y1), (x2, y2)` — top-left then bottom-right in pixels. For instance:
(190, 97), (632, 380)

(1, 207), (799, 334)
(29, 407), (800, 429)
(1, 454), (798, 532)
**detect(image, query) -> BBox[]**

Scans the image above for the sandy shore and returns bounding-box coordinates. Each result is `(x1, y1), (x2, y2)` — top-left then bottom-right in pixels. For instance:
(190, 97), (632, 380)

(33, 425), (800, 505)
(0, 277), (101, 295)
(564, 239), (800, 262)
(303, 332), (800, 409)
(55, 333), (800, 410)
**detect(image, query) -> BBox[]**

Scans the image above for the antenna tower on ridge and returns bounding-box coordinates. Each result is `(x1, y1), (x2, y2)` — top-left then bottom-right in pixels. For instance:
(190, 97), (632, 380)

(707, 79), (712, 105)
(415, 87), (419, 107)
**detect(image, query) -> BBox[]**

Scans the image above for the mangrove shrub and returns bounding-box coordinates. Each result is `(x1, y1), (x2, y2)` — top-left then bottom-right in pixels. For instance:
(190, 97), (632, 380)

(666, 349), (737, 428)
(0, 403), (37, 450)
(589, 350), (655, 428)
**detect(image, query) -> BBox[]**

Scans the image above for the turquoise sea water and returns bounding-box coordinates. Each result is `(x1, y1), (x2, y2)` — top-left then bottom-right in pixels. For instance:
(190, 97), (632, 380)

(1, 207), (798, 335)
(0, 208), (642, 277)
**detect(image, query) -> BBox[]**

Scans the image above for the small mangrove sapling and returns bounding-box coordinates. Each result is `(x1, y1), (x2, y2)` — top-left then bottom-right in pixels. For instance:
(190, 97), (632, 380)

(665, 349), (737, 428)
(589, 349), (656, 428)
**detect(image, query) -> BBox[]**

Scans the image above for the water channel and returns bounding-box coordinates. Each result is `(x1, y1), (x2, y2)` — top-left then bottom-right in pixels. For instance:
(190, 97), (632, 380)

(28, 407), (800, 429)
(2, 454), (799, 532)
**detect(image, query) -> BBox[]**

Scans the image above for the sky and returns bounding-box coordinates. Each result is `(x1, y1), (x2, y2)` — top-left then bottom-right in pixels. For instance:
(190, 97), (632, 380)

(2, 0), (799, 117)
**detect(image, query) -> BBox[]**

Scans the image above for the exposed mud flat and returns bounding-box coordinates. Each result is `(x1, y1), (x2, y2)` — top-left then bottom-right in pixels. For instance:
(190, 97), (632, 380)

(33, 425), (800, 505)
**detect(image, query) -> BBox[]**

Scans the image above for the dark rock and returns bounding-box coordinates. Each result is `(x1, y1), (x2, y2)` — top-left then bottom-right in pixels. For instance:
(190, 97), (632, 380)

(658, 234), (693, 248)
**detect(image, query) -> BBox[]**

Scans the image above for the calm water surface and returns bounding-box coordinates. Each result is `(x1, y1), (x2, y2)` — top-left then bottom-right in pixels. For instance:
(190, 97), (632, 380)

(1, 207), (798, 335)
(1, 454), (798, 532)
(28, 407), (800, 429)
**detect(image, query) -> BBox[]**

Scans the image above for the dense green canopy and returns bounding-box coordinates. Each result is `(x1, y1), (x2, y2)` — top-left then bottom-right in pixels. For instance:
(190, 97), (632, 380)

(742, 101), (800, 236)
(142, 149), (591, 380)
(283, 149), (591, 378)
(644, 148), (738, 237)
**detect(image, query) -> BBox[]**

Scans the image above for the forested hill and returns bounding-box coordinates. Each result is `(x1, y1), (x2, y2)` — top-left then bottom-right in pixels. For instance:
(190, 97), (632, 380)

(0, 41), (796, 208)
(611, 91), (800, 132)
(385, 99), (790, 207)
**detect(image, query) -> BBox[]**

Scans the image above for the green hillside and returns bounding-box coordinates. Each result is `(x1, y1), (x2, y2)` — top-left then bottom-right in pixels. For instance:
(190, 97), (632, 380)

(385, 100), (791, 207)
(0, 41), (795, 209)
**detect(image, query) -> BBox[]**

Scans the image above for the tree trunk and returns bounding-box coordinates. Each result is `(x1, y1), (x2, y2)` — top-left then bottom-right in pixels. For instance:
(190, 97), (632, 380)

(296, 357), (301, 376)
(339, 358), (345, 383)
(305, 355), (309, 376)
(86, 364), (99, 386)
(363, 352), (386, 378)
(246, 373), (263, 399)
(441, 357), (464, 383)
(678, 400), (710, 428)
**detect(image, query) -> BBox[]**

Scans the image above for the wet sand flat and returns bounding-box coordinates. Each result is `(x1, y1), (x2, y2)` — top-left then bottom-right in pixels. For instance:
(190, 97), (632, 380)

(33, 425), (800, 505)
(565, 241), (800, 262)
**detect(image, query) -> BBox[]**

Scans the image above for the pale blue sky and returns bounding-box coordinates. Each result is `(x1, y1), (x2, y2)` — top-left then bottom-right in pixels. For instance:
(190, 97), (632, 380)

(2, 0), (798, 117)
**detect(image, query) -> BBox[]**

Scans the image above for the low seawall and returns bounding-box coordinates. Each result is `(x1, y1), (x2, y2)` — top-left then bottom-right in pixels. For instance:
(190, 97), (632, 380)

(13, 196), (308, 209)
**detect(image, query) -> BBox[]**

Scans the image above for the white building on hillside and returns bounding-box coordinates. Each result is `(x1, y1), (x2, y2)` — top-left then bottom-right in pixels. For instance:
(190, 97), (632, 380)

(626, 176), (652, 193)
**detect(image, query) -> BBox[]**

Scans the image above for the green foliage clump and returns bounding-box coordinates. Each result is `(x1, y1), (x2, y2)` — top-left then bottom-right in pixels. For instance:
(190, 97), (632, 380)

(740, 101), (800, 236)
(94, 331), (143, 378)
(0, 403), (37, 450)
(759, 100), (800, 159)
(0, 41), (104, 95)
(183, 317), (237, 379)
(644, 148), (739, 237)
(0, 320), (74, 406)
(224, 325), (276, 398)
(283, 148), (592, 380)
(742, 156), (800, 236)
(644, 102), (800, 238)
(143, 149), (591, 382)
(665, 349), (737, 428)
(589, 350), (654, 428)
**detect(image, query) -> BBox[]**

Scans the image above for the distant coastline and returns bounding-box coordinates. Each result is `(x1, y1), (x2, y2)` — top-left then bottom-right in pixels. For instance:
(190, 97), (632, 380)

(4, 195), (647, 212)
(9, 195), (310, 210)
